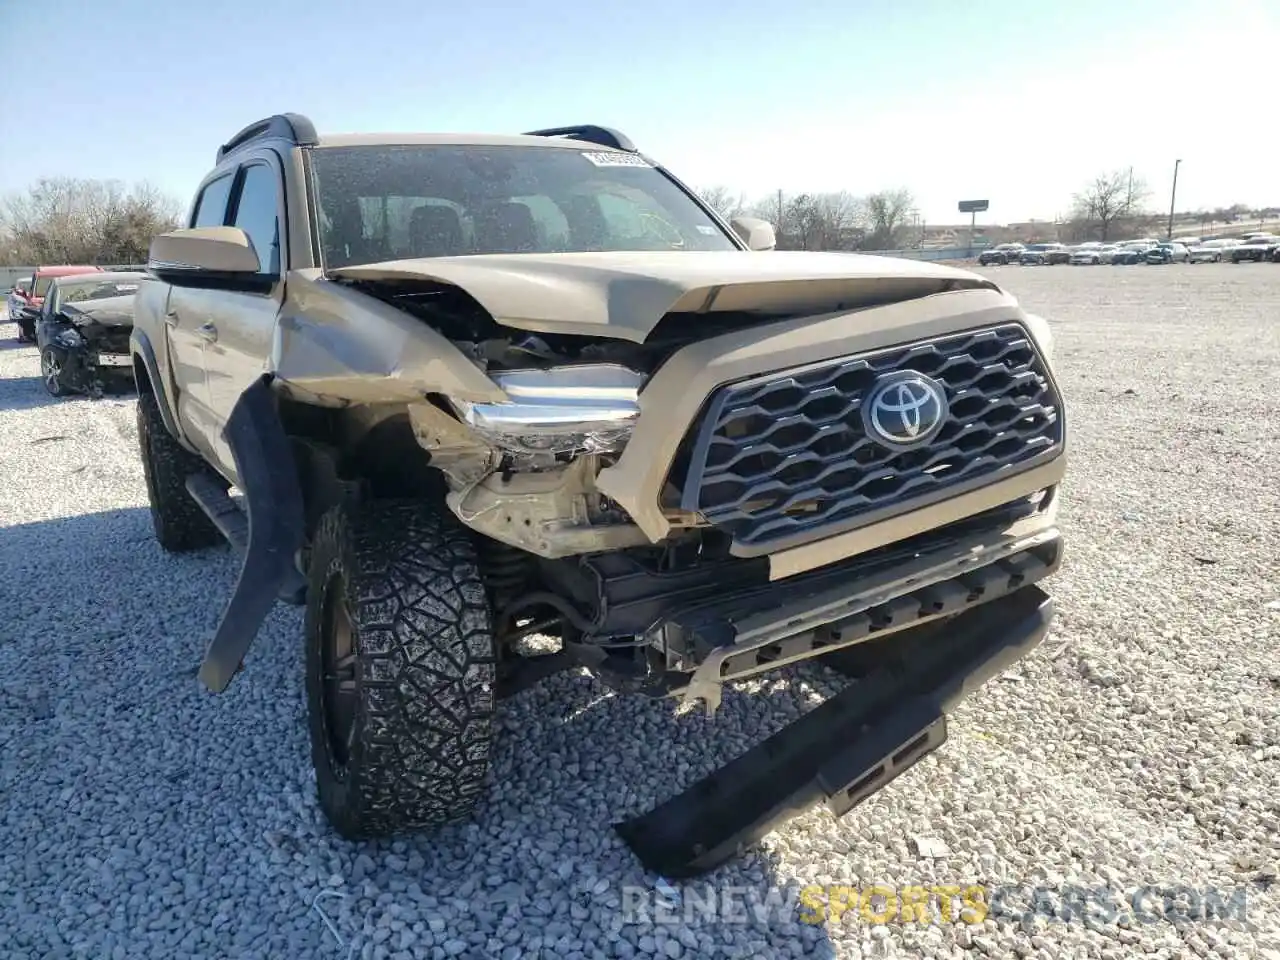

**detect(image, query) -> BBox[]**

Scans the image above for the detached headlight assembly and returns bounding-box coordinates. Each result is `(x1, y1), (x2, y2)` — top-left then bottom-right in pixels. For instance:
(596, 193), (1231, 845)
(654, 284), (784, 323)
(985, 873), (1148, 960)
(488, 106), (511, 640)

(56, 328), (85, 348)
(449, 364), (645, 459)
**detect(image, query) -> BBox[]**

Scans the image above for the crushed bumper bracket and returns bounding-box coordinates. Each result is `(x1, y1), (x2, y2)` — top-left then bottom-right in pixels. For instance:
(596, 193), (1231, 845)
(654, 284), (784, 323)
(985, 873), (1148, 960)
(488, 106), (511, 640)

(614, 584), (1055, 879)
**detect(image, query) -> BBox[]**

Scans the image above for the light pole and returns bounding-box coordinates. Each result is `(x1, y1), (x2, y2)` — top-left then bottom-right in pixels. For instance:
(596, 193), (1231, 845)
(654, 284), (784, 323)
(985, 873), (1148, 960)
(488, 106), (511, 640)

(1166, 159), (1181, 240)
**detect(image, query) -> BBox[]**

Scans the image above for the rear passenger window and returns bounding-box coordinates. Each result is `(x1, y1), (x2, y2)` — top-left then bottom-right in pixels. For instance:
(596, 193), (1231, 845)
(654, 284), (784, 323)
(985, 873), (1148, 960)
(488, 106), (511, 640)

(230, 163), (282, 275)
(191, 174), (234, 228)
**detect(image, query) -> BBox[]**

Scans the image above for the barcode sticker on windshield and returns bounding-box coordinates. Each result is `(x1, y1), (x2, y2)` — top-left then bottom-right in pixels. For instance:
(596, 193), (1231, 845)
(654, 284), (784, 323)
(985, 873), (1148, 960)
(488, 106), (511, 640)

(580, 151), (652, 168)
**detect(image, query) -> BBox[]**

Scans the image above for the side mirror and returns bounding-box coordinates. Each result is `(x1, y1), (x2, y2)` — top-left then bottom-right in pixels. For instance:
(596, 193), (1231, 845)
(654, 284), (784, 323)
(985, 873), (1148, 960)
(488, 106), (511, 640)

(729, 216), (776, 251)
(148, 226), (274, 292)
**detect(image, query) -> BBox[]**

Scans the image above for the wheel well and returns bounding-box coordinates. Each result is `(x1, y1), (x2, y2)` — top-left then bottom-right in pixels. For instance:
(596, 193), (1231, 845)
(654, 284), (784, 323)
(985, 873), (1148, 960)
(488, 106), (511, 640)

(276, 396), (447, 539)
(133, 356), (153, 396)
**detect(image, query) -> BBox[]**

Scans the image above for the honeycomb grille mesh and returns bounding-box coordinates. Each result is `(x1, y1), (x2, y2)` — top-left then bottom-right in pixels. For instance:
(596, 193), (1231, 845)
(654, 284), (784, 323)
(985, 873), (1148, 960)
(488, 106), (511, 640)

(674, 323), (1063, 549)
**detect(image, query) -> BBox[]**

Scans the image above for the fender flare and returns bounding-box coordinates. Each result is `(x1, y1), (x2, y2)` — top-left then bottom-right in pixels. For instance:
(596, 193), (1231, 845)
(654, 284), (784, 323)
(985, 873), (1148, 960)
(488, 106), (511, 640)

(131, 329), (184, 442)
(196, 373), (308, 692)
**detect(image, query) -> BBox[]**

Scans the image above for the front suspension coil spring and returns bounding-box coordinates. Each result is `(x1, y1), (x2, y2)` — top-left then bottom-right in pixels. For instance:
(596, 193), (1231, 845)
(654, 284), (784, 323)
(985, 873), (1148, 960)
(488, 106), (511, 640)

(477, 538), (533, 613)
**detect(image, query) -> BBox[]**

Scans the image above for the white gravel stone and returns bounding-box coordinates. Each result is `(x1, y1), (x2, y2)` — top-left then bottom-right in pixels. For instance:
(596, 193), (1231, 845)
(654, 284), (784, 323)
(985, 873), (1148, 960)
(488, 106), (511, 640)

(2, 264), (1279, 957)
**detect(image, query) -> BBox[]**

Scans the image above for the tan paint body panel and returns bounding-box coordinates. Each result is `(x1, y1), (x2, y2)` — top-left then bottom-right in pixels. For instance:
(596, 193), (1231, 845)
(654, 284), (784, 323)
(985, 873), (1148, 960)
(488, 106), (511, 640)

(269, 270), (507, 405)
(329, 250), (997, 342)
(595, 286), (1066, 576)
(767, 461), (1064, 581)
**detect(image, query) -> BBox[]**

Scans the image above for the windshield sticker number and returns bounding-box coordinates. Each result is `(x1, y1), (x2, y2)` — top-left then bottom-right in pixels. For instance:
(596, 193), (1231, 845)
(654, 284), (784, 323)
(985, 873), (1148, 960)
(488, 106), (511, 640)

(580, 152), (652, 168)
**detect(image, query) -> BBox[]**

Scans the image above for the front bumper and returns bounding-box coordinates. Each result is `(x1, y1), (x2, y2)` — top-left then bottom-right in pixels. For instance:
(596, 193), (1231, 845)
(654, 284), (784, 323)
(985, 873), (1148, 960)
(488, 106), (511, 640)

(616, 581), (1058, 878)
(665, 507), (1062, 712)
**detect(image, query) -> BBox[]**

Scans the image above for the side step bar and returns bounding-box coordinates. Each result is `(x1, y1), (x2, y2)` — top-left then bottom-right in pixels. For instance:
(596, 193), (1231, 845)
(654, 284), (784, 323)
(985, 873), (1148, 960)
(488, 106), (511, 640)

(614, 584), (1055, 879)
(185, 475), (307, 606)
(185, 375), (307, 693)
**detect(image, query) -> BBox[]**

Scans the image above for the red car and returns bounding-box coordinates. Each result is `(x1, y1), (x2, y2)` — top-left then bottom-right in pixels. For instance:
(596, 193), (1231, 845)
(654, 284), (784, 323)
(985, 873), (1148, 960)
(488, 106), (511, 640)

(14, 265), (104, 342)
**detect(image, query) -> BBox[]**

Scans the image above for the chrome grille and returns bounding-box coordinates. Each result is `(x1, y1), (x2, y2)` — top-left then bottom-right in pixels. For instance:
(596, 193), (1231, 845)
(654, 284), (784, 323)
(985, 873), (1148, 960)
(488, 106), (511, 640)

(673, 323), (1063, 551)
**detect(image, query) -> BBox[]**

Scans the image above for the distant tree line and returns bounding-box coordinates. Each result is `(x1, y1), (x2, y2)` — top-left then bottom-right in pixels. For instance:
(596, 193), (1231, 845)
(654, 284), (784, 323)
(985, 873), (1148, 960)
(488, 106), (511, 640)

(1055, 170), (1275, 244)
(697, 186), (922, 251)
(0, 177), (183, 266)
(705, 174), (1276, 251)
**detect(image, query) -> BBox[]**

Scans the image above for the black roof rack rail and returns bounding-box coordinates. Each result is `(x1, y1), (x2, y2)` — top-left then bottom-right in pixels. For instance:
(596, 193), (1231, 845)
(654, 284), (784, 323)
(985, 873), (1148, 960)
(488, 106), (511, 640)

(217, 113), (319, 163)
(522, 125), (637, 152)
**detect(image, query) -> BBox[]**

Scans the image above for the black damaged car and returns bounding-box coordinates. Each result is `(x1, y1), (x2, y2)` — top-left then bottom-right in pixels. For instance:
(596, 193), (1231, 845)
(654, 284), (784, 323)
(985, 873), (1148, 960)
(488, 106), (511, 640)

(34, 271), (147, 397)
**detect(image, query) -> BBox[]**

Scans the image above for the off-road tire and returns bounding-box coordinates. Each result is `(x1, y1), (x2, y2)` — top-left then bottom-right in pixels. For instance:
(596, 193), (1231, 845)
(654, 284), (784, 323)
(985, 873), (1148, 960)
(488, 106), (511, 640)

(136, 388), (224, 552)
(304, 499), (497, 840)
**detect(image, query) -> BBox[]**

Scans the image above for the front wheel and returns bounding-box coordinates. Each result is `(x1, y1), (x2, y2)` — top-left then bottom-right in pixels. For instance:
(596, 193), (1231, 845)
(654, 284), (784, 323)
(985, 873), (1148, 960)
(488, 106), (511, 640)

(136, 388), (225, 552)
(40, 346), (68, 397)
(305, 500), (498, 840)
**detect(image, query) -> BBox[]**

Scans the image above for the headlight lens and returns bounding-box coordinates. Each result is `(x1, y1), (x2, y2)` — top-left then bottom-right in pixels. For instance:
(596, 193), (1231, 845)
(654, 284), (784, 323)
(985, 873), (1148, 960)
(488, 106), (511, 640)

(449, 364), (644, 459)
(56, 328), (85, 348)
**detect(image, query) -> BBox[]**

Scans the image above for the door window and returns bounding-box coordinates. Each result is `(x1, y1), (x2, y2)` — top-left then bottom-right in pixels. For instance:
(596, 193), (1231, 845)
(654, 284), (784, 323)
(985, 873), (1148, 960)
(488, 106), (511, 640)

(191, 174), (234, 228)
(229, 163), (282, 275)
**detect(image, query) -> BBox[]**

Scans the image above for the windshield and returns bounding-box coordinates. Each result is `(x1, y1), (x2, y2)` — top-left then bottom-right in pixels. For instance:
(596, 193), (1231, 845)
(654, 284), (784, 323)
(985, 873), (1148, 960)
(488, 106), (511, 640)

(55, 278), (142, 308)
(310, 143), (738, 269)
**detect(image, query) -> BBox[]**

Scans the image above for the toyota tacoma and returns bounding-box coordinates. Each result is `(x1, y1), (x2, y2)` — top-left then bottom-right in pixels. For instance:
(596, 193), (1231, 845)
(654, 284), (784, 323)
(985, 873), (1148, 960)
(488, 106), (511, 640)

(131, 114), (1067, 878)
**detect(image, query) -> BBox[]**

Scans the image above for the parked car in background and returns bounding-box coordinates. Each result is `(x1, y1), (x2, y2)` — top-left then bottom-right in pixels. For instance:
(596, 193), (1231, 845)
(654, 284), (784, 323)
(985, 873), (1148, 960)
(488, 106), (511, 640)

(1188, 238), (1237, 262)
(1110, 241), (1158, 265)
(13, 265), (105, 341)
(1020, 243), (1069, 265)
(1145, 242), (1191, 264)
(6, 277), (32, 322)
(1230, 235), (1280, 262)
(977, 243), (1025, 265)
(1069, 243), (1107, 264)
(1095, 244), (1121, 263)
(33, 271), (147, 396)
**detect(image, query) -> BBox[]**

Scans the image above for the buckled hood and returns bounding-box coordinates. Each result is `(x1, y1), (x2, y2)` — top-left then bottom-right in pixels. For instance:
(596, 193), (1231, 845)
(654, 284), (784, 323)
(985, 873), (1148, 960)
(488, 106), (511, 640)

(61, 295), (136, 328)
(328, 250), (998, 343)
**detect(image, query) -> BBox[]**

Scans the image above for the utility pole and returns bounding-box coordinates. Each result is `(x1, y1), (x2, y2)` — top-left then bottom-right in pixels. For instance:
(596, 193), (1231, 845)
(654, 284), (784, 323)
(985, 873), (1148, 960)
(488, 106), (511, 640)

(1167, 159), (1181, 240)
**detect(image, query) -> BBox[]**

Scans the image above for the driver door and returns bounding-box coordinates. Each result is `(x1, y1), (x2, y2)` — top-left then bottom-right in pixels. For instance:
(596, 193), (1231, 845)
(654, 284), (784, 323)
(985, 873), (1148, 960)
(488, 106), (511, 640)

(164, 171), (236, 465)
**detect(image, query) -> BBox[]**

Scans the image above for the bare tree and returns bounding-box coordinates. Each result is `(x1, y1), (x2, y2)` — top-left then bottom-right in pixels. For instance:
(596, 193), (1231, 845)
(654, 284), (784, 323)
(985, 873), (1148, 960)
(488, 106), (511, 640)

(1068, 169), (1151, 241)
(865, 188), (917, 249)
(790, 191), (867, 250)
(696, 185), (748, 220)
(0, 177), (183, 266)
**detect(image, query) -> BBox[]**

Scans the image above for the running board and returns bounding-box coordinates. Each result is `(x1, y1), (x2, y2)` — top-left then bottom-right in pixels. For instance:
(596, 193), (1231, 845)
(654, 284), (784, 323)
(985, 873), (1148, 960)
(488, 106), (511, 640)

(614, 584), (1055, 879)
(188, 375), (307, 693)
(186, 475), (306, 608)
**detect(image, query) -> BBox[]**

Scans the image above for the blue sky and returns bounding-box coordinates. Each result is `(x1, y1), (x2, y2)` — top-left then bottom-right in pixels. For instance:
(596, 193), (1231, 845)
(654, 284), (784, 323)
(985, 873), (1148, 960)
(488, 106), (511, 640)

(3, 0), (1276, 225)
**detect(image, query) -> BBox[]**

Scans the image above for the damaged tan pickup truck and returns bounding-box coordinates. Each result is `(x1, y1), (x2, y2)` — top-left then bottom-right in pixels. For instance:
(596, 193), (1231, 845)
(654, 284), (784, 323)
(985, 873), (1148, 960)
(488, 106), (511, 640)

(131, 114), (1067, 878)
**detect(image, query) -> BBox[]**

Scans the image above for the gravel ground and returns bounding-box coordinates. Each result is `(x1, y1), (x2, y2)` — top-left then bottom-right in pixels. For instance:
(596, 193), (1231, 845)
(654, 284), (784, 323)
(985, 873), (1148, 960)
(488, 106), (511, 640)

(1, 263), (1278, 960)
